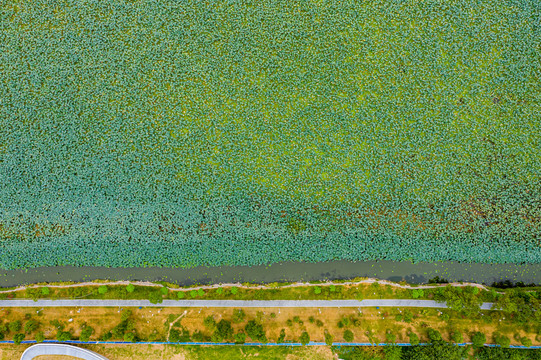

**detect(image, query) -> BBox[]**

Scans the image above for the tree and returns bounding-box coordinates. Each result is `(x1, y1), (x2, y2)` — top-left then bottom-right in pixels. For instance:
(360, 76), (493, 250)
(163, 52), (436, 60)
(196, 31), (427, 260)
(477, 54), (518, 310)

(56, 331), (72, 342)
(9, 321), (21, 333)
(314, 286), (322, 295)
(126, 284), (135, 293)
(216, 287), (224, 295)
(13, 333), (25, 345)
(177, 291), (185, 299)
(245, 320), (266, 342)
(277, 329), (286, 343)
(299, 331), (310, 345)
(329, 285), (336, 293)
(203, 316), (216, 331)
(472, 332), (486, 348)
(124, 332), (136, 342)
(427, 328), (442, 343)
(451, 330), (463, 344)
(80, 325), (94, 342)
(215, 319), (233, 341)
(98, 285), (108, 295)
(41, 287), (50, 296)
(384, 345), (403, 360)
(324, 330), (333, 346)
(492, 332), (510, 348)
(149, 291), (163, 304)
(234, 331), (246, 344)
(408, 331), (420, 346)
(24, 320), (39, 334)
(35, 331), (45, 343)
(190, 290), (198, 298)
(160, 286), (168, 295)
(232, 309), (246, 323)
(520, 336), (532, 347)
(344, 329), (354, 342)
(197, 289), (205, 297)
(412, 289), (424, 299)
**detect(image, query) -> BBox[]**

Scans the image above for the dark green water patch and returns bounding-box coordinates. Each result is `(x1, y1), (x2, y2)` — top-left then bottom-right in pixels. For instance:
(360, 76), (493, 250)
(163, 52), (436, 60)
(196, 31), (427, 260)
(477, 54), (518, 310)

(0, 260), (539, 288)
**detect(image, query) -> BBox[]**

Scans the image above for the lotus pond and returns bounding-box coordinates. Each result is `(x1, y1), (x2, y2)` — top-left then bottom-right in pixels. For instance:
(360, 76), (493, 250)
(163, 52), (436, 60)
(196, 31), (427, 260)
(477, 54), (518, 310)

(0, 0), (540, 269)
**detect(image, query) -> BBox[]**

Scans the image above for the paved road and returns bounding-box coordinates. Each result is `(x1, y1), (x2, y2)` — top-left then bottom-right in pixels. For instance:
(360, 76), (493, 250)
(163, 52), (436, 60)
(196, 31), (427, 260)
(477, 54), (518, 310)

(21, 343), (109, 360)
(0, 299), (495, 309)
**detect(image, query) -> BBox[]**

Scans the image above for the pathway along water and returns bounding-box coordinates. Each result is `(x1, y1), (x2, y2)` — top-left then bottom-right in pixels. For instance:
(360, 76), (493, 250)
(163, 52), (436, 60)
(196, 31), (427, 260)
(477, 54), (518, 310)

(0, 260), (539, 288)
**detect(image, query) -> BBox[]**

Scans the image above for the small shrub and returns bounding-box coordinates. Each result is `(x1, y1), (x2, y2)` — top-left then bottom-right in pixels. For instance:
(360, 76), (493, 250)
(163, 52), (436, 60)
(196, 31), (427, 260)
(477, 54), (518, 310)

(403, 310), (413, 323)
(203, 316), (216, 331)
(344, 329), (354, 342)
(197, 289), (205, 297)
(277, 329), (286, 343)
(126, 284), (135, 293)
(216, 287), (224, 295)
(149, 291), (163, 304)
(299, 331), (310, 345)
(98, 286), (108, 295)
(124, 332), (136, 342)
(177, 291), (185, 299)
(56, 330), (72, 342)
(329, 285), (336, 293)
(160, 287), (168, 295)
(308, 316), (315, 323)
(440, 312), (450, 321)
(385, 329), (396, 343)
(411, 289), (424, 299)
(234, 331), (246, 344)
(451, 330), (463, 344)
(233, 309), (246, 323)
(314, 286), (322, 295)
(190, 290), (198, 298)
(230, 287), (238, 295)
(9, 321), (21, 333)
(325, 330), (334, 346)
(13, 333), (25, 345)
(286, 319), (293, 327)
(35, 331), (45, 343)
(316, 320), (324, 327)
(427, 328), (442, 342)
(41, 287), (50, 296)
(408, 331), (420, 346)
(492, 332), (510, 348)
(24, 320), (39, 334)
(521, 337), (532, 347)
(471, 331), (486, 348)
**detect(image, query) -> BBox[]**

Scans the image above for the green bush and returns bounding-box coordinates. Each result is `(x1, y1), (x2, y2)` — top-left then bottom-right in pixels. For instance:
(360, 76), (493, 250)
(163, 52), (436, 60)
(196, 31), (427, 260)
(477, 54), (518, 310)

(325, 330), (333, 346)
(80, 327), (94, 342)
(427, 328), (442, 343)
(177, 291), (185, 299)
(149, 291), (163, 304)
(492, 332), (510, 348)
(520, 336), (532, 347)
(385, 330), (397, 343)
(234, 331), (246, 344)
(13, 333), (25, 345)
(56, 330), (72, 342)
(124, 332), (136, 342)
(472, 332), (486, 348)
(98, 286), (108, 295)
(451, 330), (463, 344)
(8, 321), (21, 333)
(299, 331), (310, 345)
(197, 289), (205, 297)
(403, 310), (414, 323)
(41, 287), (50, 296)
(408, 331), (420, 346)
(277, 329), (286, 343)
(230, 287), (238, 295)
(343, 330), (354, 342)
(245, 320), (266, 342)
(190, 290), (198, 298)
(35, 331), (45, 343)
(160, 286), (168, 295)
(233, 309), (246, 323)
(411, 289), (424, 299)
(314, 286), (322, 295)
(329, 285), (336, 293)
(203, 316), (216, 331)
(24, 320), (39, 334)
(216, 287), (224, 295)
(126, 284), (135, 293)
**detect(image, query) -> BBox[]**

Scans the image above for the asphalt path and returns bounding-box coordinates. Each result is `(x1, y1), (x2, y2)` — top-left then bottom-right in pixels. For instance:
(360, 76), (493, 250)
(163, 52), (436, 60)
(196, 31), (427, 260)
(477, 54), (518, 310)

(0, 299), (495, 309)
(21, 343), (110, 360)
